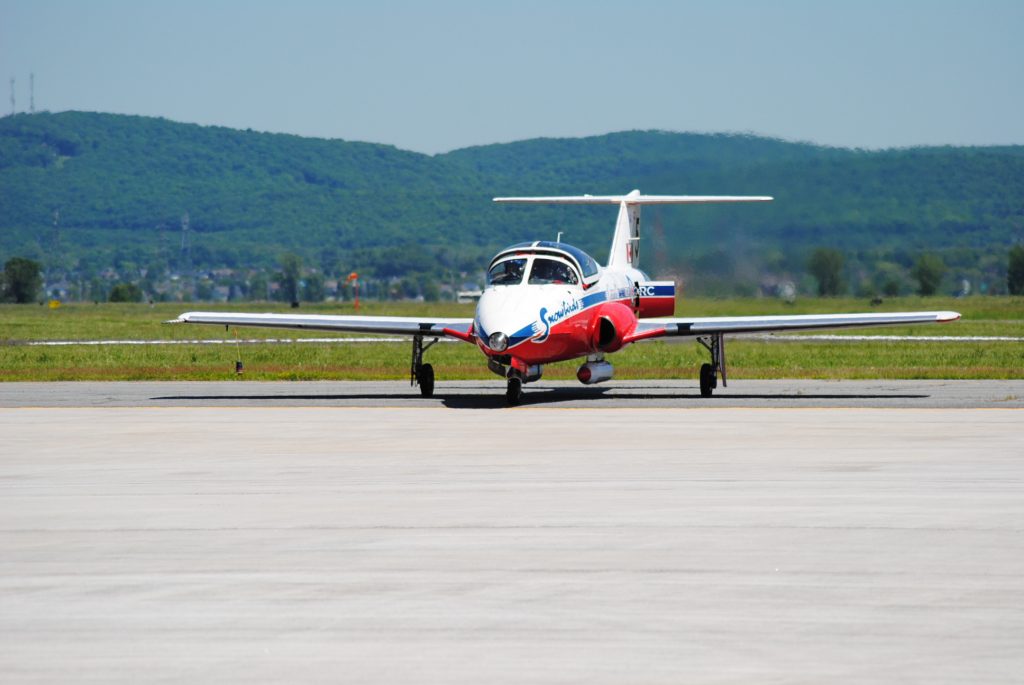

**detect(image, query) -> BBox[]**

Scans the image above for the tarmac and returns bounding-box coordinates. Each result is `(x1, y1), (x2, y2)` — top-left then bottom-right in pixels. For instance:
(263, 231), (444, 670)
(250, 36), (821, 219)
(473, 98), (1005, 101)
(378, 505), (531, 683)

(1, 378), (1023, 408)
(1, 380), (1022, 682)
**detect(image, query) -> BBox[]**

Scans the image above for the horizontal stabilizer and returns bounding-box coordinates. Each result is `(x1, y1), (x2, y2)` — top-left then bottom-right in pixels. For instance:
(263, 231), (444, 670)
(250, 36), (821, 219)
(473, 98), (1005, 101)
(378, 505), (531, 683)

(494, 189), (773, 269)
(494, 193), (773, 204)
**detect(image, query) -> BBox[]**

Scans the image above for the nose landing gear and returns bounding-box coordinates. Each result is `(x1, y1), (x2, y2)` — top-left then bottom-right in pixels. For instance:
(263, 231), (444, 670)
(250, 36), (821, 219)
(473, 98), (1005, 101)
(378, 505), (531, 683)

(506, 377), (523, 405)
(697, 333), (727, 398)
(502, 358), (541, 406)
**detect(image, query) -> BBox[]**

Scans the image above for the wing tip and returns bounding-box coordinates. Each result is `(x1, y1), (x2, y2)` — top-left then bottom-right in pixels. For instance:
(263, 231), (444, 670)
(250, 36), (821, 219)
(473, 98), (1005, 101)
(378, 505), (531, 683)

(165, 311), (201, 324)
(937, 311), (961, 323)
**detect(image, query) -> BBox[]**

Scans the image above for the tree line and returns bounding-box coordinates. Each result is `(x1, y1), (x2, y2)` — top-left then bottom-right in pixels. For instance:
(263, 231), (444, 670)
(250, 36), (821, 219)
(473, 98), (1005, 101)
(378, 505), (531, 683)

(807, 248), (970, 297)
(6, 248), (1024, 304)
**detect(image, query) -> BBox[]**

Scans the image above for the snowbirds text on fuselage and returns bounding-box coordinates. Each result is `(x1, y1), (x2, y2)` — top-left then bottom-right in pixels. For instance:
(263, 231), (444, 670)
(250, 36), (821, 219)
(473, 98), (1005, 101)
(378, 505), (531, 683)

(169, 191), (960, 404)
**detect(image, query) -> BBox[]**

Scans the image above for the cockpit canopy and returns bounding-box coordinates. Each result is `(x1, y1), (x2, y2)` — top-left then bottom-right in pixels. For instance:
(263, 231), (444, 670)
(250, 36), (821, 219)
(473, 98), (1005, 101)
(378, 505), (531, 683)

(486, 241), (601, 288)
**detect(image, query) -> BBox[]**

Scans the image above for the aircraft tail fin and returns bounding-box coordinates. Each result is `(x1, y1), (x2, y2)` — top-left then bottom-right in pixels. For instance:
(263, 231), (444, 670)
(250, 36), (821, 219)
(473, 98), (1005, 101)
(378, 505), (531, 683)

(494, 190), (772, 268)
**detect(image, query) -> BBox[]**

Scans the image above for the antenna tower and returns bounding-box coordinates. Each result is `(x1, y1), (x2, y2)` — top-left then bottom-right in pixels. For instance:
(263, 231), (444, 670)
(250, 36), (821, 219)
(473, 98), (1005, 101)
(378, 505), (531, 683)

(51, 208), (61, 253)
(9, 77), (14, 115)
(180, 212), (191, 272)
(157, 222), (168, 261)
(29, 73), (34, 113)
(47, 208), (62, 275)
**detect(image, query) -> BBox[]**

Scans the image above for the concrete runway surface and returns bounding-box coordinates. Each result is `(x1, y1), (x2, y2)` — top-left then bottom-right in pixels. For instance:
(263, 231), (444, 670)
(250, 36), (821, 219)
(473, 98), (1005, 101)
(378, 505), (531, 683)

(1, 386), (1022, 682)
(1, 378), (1023, 408)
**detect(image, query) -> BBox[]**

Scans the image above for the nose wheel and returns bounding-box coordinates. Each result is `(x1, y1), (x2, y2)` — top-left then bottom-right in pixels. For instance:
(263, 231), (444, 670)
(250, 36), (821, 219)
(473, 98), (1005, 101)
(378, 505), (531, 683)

(506, 377), (522, 405)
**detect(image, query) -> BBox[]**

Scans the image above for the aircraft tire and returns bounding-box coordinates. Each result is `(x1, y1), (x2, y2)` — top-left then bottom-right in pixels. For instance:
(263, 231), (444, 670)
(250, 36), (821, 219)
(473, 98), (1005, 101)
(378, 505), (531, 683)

(506, 377), (522, 406)
(699, 363), (715, 398)
(418, 363), (435, 397)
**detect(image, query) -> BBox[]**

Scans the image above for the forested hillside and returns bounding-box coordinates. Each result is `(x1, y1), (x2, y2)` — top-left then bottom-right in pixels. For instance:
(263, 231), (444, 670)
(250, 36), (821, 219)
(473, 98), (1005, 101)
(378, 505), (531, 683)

(2, 111), (1022, 297)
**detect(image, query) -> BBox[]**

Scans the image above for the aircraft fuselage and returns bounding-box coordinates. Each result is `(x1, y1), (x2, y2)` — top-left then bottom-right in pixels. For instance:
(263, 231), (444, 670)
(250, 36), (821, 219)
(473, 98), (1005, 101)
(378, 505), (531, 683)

(472, 242), (672, 370)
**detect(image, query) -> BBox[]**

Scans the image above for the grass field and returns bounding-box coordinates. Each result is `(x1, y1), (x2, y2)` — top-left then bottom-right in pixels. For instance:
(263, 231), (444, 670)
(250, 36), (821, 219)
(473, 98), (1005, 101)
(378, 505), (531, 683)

(1, 297), (1021, 381)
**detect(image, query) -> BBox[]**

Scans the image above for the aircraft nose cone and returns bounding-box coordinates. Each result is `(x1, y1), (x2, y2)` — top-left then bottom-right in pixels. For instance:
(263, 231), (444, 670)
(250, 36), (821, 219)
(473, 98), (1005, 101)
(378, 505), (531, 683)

(476, 288), (538, 348)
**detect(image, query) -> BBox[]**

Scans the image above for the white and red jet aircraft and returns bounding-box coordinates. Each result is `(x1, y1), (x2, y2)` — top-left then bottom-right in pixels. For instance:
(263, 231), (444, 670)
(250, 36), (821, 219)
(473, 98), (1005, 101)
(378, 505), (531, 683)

(170, 191), (960, 404)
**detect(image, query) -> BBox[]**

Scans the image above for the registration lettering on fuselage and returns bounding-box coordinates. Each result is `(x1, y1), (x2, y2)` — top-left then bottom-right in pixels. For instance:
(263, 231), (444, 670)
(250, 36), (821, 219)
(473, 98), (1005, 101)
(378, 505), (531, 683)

(637, 285), (657, 297)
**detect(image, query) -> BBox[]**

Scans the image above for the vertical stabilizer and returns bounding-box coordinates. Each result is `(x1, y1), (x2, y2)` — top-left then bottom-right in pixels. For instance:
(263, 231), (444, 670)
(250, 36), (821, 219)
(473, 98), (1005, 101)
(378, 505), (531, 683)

(607, 190), (642, 269)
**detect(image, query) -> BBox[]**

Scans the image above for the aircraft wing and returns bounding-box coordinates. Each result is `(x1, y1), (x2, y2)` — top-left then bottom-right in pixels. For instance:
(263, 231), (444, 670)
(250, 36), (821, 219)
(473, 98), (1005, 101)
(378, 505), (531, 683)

(627, 310), (961, 342)
(166, 311), (475, 340)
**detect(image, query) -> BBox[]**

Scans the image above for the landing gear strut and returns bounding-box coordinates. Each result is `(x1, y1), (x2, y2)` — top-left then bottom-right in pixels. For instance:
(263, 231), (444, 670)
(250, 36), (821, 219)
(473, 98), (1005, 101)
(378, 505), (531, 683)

(697, 333), (727, 398)
(411, 334), (437, 397)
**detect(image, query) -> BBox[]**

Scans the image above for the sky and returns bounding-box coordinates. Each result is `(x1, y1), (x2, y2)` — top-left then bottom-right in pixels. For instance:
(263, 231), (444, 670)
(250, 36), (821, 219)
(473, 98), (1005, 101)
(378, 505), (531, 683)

(1, 0), (1022, 154)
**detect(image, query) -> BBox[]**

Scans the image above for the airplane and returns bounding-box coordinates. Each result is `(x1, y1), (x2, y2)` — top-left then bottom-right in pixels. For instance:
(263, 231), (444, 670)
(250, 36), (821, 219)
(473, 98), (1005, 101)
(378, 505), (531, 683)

(168, 190), (960, 404)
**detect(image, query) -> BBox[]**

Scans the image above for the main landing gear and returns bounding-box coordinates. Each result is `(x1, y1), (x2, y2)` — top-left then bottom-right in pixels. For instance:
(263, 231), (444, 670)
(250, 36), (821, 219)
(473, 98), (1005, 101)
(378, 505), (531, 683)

(697, 333), (727, 398)
(411, 334), (437, 398)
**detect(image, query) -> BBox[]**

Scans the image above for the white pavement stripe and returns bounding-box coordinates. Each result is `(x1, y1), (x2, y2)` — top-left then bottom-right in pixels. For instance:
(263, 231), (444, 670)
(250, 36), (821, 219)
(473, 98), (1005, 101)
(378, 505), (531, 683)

(8, 334), (1021, 346)
(747, 334), (1024, 342)
(11, 337), (456, 346)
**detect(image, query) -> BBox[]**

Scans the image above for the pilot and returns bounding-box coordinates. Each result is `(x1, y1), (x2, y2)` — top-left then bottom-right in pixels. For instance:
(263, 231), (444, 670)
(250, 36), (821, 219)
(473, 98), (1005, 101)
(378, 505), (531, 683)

(503, 260), (523, 282)
(531, 260), (553, 283)
(532, 260), (576, 285)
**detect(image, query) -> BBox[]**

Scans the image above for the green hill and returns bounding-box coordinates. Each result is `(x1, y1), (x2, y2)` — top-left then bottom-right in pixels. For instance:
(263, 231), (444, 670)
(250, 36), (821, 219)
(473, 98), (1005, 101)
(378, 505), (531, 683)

(2, 111), (1022, 296)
